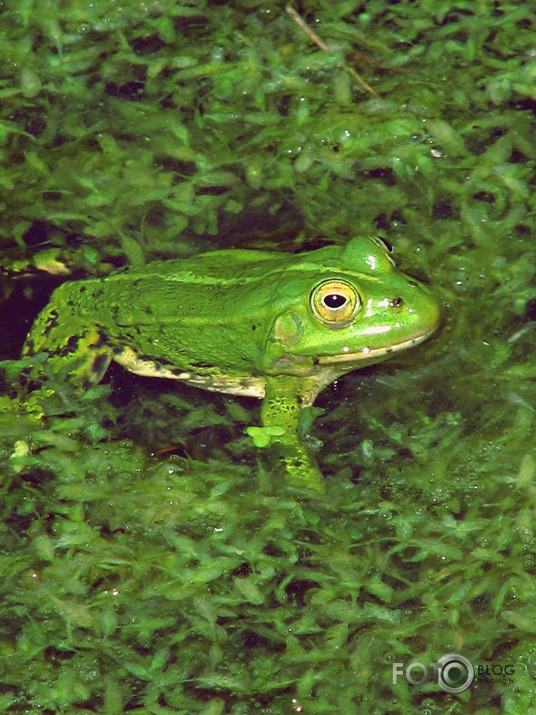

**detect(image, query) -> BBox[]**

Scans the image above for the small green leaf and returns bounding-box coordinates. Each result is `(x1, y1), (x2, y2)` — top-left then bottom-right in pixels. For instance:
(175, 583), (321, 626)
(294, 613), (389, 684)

(246, 425), (285, 448)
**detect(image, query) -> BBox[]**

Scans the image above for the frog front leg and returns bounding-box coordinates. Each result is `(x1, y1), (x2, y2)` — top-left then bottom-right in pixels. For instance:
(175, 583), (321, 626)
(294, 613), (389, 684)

(259, 376), (325, 493)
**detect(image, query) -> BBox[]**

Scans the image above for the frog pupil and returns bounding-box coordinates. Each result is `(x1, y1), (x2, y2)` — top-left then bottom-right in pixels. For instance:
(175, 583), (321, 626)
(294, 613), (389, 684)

(324, 293), (347, 309)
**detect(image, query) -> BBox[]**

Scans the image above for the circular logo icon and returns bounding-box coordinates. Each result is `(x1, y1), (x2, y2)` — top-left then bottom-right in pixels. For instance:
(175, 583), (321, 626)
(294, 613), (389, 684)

(436, 653), (474, 693)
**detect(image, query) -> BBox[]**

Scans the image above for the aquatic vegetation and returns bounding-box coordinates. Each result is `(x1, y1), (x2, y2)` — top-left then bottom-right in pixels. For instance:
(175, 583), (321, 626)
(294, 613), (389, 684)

(0, 0), (534, 712)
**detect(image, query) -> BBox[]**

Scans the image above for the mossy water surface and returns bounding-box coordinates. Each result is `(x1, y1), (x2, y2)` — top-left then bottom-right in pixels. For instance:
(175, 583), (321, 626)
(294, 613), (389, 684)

(1, 1), (535, 713)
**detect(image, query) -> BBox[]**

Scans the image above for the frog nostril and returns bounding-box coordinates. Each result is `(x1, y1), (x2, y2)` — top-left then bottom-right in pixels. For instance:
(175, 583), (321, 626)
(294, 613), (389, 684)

(390, 296), (404, 308)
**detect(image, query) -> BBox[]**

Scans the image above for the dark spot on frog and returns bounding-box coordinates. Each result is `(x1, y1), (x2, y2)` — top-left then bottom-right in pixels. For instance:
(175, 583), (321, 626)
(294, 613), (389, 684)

(91, 353), (111, 379)
(143, 305), (154, 317)
(137, 353), (166, 365)
(94, 331), (109, 349)
(43, 309), (60, 336)
(389, 296), (404, 308)
(251, 324), (257, 331)
(190, 360), (215, 369)
(18, 367), (32, 388)
(58, 335), (82, 357)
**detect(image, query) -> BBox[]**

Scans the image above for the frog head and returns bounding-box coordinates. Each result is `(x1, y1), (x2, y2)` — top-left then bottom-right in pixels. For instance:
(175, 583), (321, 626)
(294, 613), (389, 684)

(262, 236), (441, 400)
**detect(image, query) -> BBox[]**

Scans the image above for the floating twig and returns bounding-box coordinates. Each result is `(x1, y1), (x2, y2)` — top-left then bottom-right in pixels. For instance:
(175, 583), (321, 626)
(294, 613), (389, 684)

(286, 5), (378, 97)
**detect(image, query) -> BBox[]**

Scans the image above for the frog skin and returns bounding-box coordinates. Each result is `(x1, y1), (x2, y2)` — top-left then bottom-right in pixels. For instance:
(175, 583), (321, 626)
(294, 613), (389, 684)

(22, 236), (441, 492)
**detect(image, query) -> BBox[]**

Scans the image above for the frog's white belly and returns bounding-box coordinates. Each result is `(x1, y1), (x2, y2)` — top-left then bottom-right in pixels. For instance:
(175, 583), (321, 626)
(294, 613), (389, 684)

(114, 346), (266, 398)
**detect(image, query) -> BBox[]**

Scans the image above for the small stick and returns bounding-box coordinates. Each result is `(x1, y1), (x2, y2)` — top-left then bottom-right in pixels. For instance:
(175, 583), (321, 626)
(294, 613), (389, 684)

(286, 5), (378, 97)
(286, 4), (331, 52)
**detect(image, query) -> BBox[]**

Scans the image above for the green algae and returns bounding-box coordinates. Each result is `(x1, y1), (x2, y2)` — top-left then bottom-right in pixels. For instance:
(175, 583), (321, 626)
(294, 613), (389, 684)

(1, 0), (535, 713)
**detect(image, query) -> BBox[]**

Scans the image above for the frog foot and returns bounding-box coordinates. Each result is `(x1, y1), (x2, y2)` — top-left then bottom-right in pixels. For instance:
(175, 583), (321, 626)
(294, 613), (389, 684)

(247, 424), (325, 493)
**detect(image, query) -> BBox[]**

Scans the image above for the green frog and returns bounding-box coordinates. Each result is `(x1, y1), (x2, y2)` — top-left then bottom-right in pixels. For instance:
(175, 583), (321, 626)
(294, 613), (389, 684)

(22, 236), (440, 492)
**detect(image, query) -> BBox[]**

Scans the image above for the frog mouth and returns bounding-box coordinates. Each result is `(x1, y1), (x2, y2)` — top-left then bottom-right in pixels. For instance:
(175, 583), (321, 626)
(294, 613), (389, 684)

(317, 325), (438, 365)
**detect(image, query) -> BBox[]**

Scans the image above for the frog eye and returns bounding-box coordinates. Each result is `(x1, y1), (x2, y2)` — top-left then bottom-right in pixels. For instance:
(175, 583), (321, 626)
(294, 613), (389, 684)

(310, 279), (361, 327)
